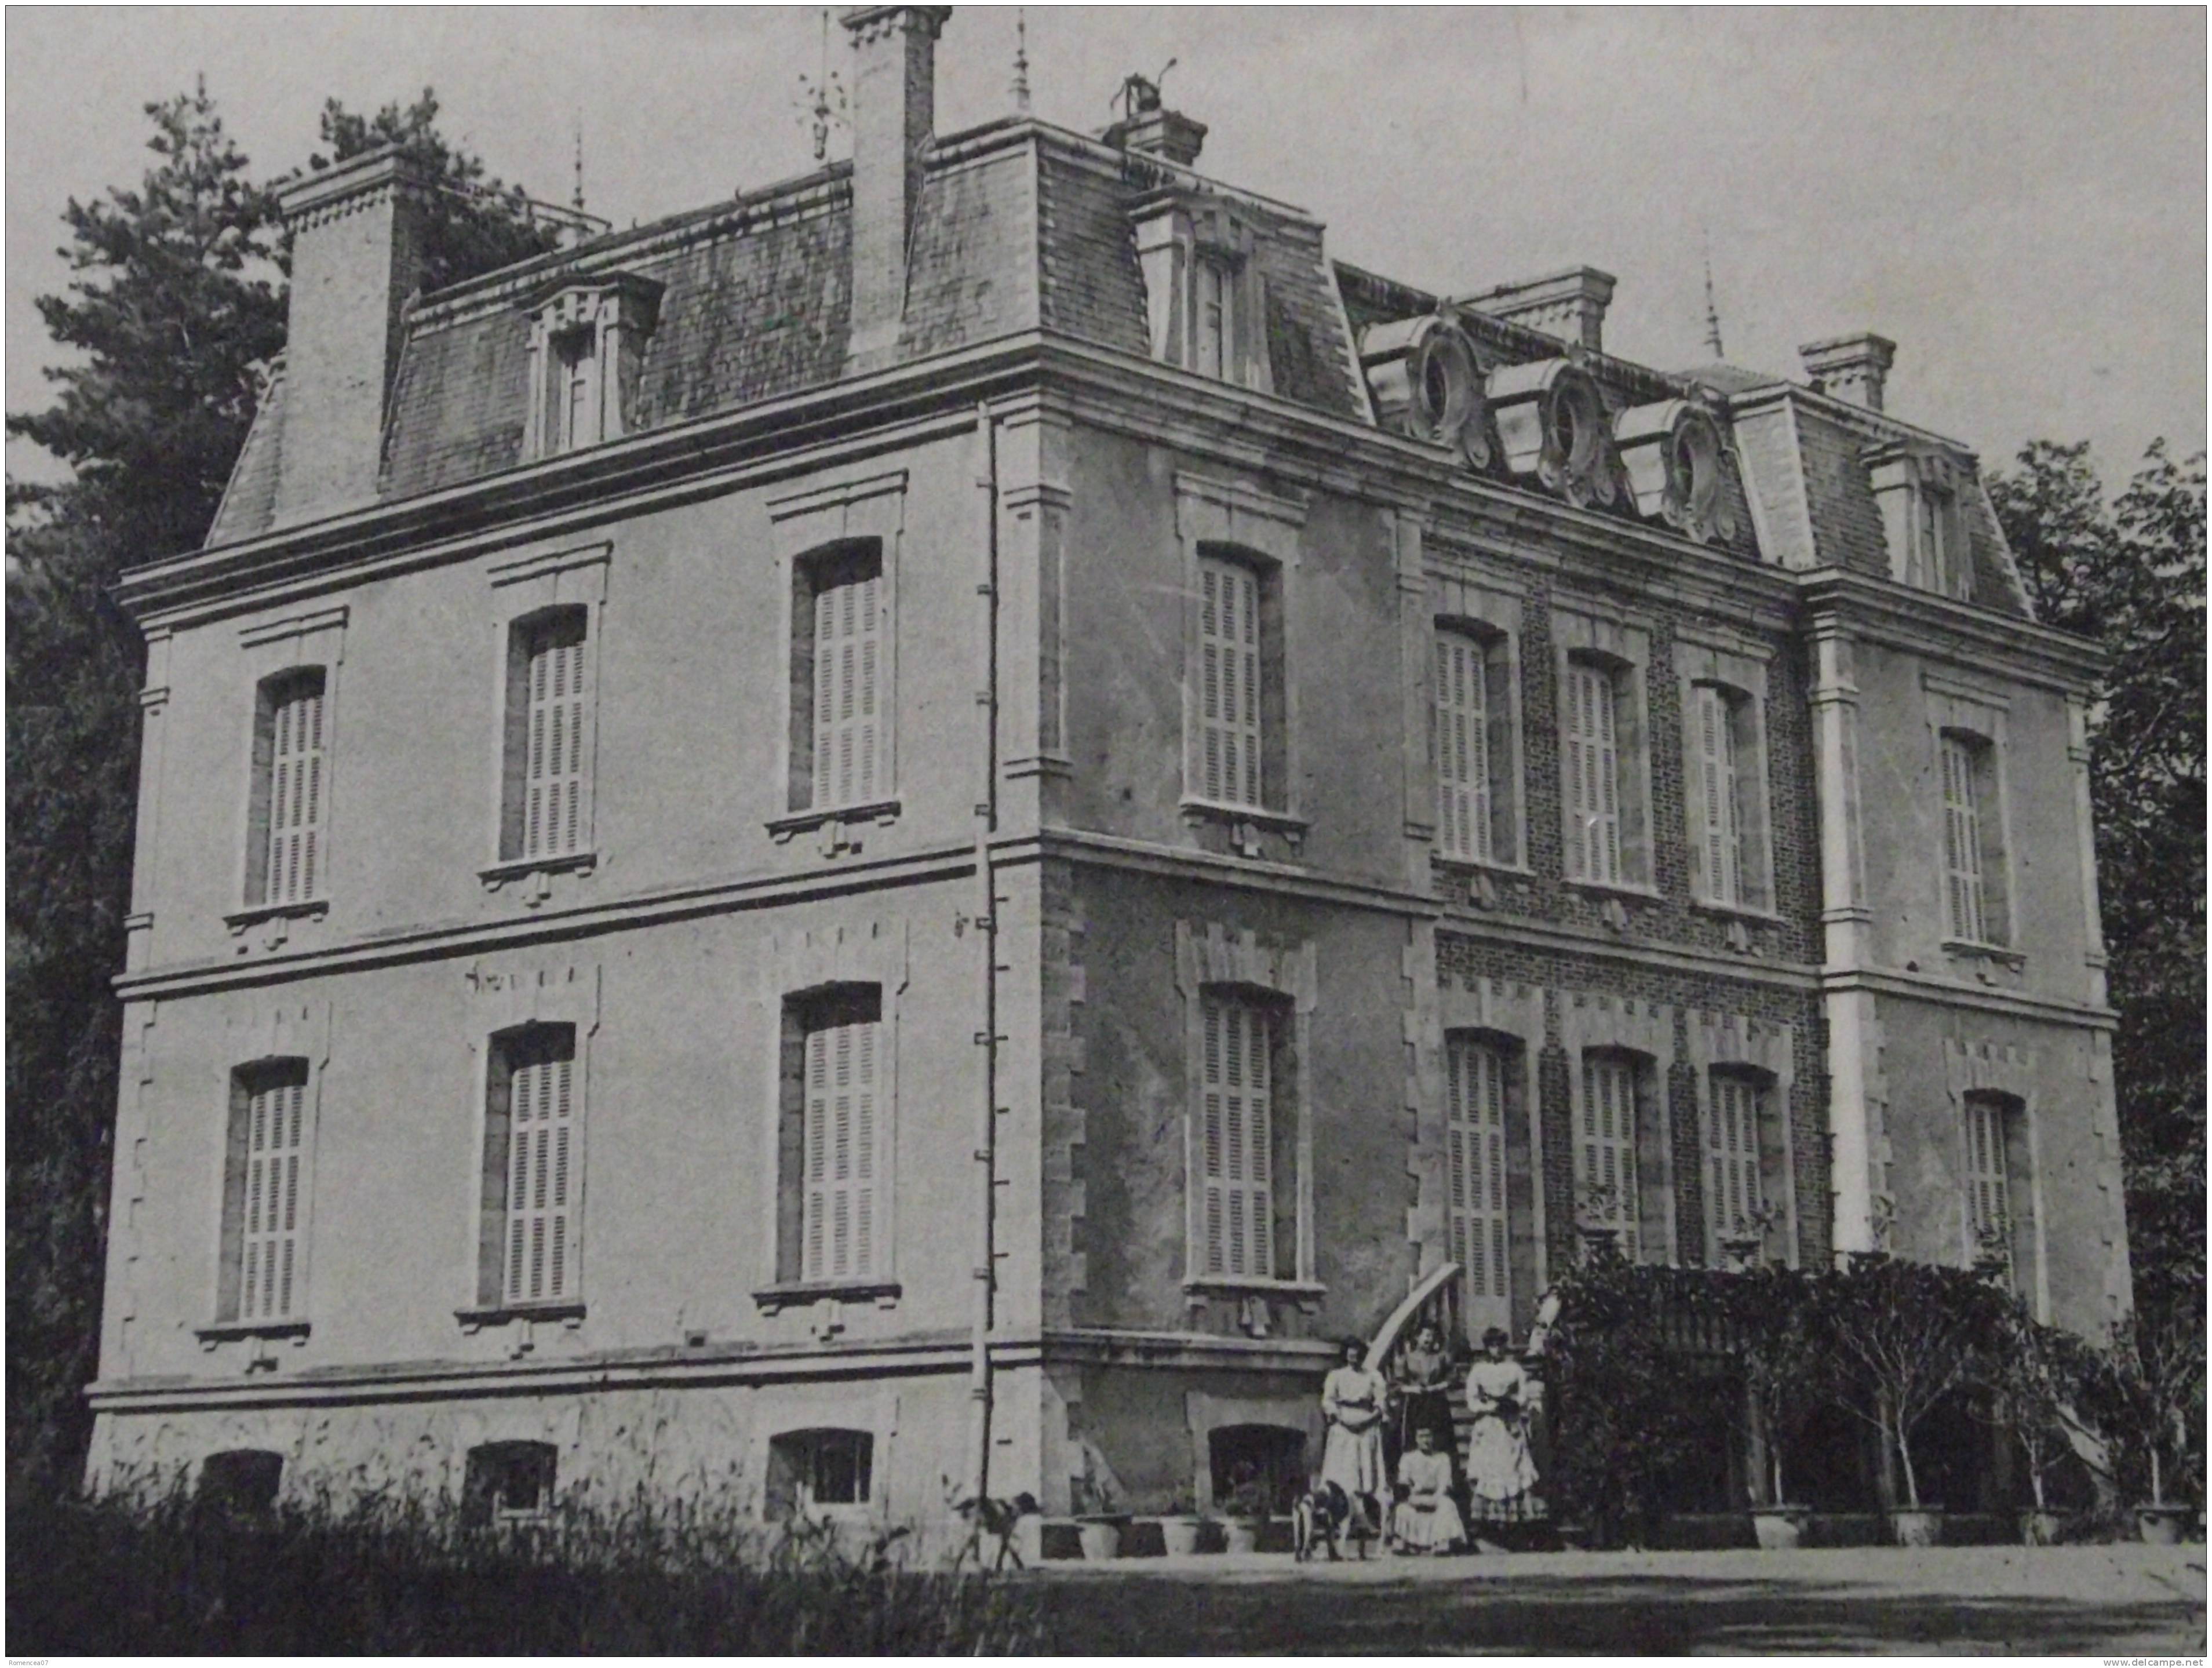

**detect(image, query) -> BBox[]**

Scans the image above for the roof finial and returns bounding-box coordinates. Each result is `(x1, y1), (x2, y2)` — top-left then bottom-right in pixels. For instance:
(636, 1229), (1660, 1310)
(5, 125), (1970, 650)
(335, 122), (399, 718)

(571, 113), (585, 214)
(1701, 231), (1725, 361)
(1011, 8), (1032, 115)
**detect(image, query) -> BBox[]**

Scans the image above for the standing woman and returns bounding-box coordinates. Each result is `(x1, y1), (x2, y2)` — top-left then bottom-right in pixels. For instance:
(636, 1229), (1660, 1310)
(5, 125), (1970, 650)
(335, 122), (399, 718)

(1319, 1337), (1389, 1535)
(1463, 1326), (1544, 1531)
(1390, 1319), (1458, 1460)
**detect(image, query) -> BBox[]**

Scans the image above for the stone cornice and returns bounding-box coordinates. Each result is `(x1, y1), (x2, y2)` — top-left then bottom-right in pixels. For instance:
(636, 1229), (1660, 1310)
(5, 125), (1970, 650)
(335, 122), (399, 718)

(1821, 967), (2116, 1030)
(1798, 566), (2104, 694)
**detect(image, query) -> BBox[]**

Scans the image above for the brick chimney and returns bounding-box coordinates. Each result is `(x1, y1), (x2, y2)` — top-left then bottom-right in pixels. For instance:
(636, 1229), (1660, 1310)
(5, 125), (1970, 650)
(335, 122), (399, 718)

(1474, 267), (1617, 354)
(1799, 332), (1897, 413)
(271, 147), (428, 525)
(844, 5), (950, 368)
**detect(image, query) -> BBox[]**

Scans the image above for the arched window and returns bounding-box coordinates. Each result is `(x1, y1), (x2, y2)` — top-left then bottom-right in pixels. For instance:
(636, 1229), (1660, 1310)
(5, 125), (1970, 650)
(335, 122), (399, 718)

(245, 667), (328, 908)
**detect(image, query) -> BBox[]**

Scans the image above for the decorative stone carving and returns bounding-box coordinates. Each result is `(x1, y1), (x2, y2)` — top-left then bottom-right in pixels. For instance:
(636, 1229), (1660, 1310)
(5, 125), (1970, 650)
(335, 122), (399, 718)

(1612, 398), (1741, 545)
(1358, 314), (1491, 469)
(1485, 358), (1621, 509)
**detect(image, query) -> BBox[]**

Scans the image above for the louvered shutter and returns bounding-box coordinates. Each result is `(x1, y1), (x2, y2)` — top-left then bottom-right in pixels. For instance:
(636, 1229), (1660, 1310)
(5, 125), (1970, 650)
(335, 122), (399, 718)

(264, 677), (326, 905)
(1566, 663), (1620, 884)
(1965, 1096), (2010, 1250)
(522, 614), (589, 861)
(1199, 996), (1272, 1277)
(1941, 734), (1987, 943)
(803, 1011), (881, 1282)
(1708, 1074), (1763, 1243)
(1197, 557), (1263, 810)
(814, 564), (884, 810)
(238, 1066), (309, 1322)
(504, 1041), (578, 1305)
(1580, 1056), (1639, 1262)
(1436, 633), (1492, 864)
(1694, 684), (1743, 905)
(1447, 1037), (1511, 1307)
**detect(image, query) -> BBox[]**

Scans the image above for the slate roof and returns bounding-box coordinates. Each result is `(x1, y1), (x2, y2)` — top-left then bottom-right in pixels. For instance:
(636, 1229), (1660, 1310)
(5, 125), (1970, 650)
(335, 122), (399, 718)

(207, 120), (1366, 544)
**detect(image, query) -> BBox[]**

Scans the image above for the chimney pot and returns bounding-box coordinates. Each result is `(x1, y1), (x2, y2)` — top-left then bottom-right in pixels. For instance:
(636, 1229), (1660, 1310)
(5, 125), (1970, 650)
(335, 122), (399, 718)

(843, 5), (950, 370)
(1799, 332), (1897, 413)
(270, 145), (429, 523)
(1470, 266), (1617, 354)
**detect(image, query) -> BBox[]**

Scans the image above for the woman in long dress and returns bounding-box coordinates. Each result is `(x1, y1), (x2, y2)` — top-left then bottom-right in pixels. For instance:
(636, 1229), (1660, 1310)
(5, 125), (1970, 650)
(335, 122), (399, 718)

(1392, 1425), (1469, 1553)
(1319, 1337), (1389, 1534)
(1390, 1319), (1457, 1460)
(1463, 1326), (1544, 1525)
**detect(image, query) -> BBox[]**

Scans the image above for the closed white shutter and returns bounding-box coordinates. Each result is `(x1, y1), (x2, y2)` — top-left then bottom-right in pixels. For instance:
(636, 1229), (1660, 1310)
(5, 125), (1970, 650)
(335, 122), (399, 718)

(239, 1069), (308, 1322)
(1965, 1096), (2010, 1248)
(523, 616), (589, 861)
(505, 1044), (578, 1305)
(1197, 557), (1264, 810)
(264, 678), (326, 905)
(1436, 633), (1492, 863)
(1580, 1055), (1639, 1261)
(1447, 1037), (1510, 1306)
(1708, 1074), (1763, 1242)
(803, 1013), (880, 1282)
(1199, 995), (1273, 1277)
(1941, 734), (1987, 943)
(1565, 662), (1620, 884)
(1694, 684), (1743, 905)
(814, 566), (884, 810)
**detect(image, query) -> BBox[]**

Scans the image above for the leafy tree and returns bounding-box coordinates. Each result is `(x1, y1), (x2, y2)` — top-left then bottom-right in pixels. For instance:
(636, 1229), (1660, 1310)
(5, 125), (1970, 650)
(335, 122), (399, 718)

(1988, 441), (2207, 1334)
(6, 80), (555, 1492)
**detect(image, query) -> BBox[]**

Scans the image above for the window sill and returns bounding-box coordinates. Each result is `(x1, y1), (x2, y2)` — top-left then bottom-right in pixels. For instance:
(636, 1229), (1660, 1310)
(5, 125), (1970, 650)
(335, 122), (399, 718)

(479, 851), (597, 895)
(455, 1301), (585, 1334)
(766, 800), (902, 847)
(1179, 799), (1309, 835)
(1565, 878), (1660, 904)
(1434, 855), (1532, 880)
(1183, 1277), (1327, 1298)
(1691, 898), (1784, 926)
(753, 1279), (901, 1314)
(1944, 939), (2024, 967)
(195, 1318), (310, 1349)
(224, 898), (329, 934)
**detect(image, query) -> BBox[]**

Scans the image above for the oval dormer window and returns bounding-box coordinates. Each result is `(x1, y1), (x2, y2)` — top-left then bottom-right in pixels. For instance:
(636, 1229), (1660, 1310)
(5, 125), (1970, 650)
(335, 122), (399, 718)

(1358, 316), (1486, 465)
(1613, 398), (1740, 545)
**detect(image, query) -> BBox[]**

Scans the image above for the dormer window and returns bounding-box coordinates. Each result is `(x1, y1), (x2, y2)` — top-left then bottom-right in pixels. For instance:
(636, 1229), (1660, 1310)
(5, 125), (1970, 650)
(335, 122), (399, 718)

(522, 273), (663, 460)
(1130, 195), (1271, 393)
(1868, 440), (1972, 601)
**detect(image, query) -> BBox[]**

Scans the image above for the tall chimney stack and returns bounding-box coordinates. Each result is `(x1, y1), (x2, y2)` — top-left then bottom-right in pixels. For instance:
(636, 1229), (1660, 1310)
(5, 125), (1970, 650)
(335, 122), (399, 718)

(271, 147), (428, 524)
(844, 6), (950, 369)
(1474, 267), (1617, 354)
(1799, 332), (1897, 413)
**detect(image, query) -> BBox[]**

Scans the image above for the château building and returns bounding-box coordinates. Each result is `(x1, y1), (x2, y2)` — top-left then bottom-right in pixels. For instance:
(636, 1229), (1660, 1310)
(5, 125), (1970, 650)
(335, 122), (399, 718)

(88, 8), (2129, 1537)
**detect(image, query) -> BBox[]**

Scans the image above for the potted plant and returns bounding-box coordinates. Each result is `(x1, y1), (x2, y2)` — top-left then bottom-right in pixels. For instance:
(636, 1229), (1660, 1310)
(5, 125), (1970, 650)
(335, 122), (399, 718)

(1151, 1488), (1205, 1557)
(2094, 1308), (2204, 1545)
(1730, 1263), (1825, 1550)
(1974, 1301), (2092, 1545)
(1220, 1470), (1273, 1555)
(1070, 1467), (1126, 1560)
(1814, 1255), (2006, 1548)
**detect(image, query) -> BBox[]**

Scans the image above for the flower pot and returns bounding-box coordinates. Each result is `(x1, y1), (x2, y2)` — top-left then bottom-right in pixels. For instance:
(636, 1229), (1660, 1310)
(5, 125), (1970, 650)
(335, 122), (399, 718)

(1750, 1505), (1810, 1550)
(2017, 1507), (2065, 1546)
(1075, 1517), (1124, 1560)
(1157, 1515), (1205, 1557)
(2136, 1504), (2189, 1546)
(1887, 1506), (1943, 1548)
(1223, 1518), (1262, 1555)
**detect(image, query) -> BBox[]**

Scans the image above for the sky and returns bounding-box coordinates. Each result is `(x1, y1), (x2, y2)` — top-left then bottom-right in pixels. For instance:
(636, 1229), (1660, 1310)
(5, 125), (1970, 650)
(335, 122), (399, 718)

(6, 6), (2205, 491)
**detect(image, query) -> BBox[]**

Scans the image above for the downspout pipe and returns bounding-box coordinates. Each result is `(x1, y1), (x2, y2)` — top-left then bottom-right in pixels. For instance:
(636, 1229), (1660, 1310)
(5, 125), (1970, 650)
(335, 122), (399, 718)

(969, 400), (1001, 1502)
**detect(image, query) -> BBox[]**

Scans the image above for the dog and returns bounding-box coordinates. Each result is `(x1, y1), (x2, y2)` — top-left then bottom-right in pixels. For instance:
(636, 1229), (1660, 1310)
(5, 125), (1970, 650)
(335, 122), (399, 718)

(1291, 1480), (1379, 1563)
(952, 1490), (1040, 1571)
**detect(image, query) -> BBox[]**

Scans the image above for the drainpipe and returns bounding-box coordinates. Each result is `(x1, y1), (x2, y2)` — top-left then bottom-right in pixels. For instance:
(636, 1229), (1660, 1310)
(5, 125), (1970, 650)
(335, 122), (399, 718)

(969, 400), (1001, 1501)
